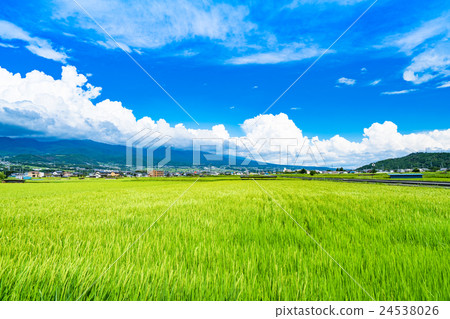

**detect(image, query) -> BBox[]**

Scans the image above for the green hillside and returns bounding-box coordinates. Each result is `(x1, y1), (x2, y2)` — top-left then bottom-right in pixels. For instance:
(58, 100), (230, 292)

(358, 152), (450, 170)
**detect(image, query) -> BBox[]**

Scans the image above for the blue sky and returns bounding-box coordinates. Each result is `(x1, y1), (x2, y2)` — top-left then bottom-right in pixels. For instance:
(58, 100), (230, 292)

(0, 0), (449, 166)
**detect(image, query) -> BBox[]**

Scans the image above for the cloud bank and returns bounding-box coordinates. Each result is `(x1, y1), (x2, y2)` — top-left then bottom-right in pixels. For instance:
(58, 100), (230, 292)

(53, 0), (255, 50)
(0, 65), (448, 167)
(53, 0), (327, 65)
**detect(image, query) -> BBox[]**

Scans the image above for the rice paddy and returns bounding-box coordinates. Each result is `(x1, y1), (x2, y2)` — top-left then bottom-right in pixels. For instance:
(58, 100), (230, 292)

(0, 177), (448, 300)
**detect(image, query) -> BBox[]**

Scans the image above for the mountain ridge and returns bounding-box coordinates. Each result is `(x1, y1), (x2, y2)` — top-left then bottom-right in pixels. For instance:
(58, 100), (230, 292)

(0, 137), (331, 170)
(357, 152), (450, 170)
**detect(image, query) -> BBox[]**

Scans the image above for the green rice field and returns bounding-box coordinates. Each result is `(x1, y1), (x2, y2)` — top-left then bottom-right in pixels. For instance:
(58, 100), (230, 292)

(0, 177), (449, 300)
(280, 171), (450, 181)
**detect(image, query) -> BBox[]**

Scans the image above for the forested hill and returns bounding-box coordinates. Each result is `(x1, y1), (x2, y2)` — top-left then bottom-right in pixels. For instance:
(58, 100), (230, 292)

(358, 152), (450, 170)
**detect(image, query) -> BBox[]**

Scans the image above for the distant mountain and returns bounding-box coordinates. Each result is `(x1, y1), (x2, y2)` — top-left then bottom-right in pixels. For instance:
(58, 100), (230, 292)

(0, 137), (241, 168)
(0, 137), (125, 165)
(0, 137), (330, 170)
(357, 152), (450, 170)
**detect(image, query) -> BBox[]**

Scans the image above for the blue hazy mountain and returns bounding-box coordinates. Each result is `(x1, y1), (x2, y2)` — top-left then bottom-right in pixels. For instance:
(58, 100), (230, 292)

(0, 136), (331, 169)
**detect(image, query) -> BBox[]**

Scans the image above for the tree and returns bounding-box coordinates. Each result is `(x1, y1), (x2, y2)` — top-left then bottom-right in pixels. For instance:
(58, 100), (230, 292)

(0, 172), (6, 180)
(370, 168), (377, 174)
(299, 168), (307, 174)
(310, 170), (317, 176)
(412, 168), (420, 173)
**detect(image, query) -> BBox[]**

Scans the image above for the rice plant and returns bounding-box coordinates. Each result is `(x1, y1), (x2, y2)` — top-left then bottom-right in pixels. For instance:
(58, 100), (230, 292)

(0, 178), (448, 300)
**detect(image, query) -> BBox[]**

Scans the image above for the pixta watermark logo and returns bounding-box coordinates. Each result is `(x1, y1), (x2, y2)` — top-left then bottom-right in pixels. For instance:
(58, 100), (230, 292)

(126, 129), (328, 171)
(126, 129), (172, 172)
(192, 137), (328, 167)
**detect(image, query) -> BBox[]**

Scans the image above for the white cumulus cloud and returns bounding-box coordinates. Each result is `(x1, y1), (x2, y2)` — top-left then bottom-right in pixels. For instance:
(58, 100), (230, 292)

(337, 77), (356, 86)
(315, 121), (450, 167)
(0, 65), (448, 167)
(402, 42), (450, 84)
(0, 65), (227, 145)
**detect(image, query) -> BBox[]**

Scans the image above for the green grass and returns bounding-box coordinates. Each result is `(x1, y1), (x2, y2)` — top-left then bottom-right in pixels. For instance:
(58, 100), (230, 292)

(0, 178), (448, 300)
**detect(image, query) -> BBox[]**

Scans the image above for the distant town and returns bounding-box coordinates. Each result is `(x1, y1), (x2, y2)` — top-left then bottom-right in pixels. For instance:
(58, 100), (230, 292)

(1, 156), (448, 181)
